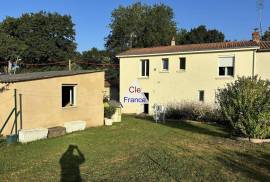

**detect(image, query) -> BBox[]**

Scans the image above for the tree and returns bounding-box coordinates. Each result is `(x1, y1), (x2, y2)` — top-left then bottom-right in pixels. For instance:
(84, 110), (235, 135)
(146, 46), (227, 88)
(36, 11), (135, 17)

(105, 3), (177, 53)
(0, 11), (76, 64)
(81, 48), (110, 68)
(0, 31), (27, 62)
(176, 25), (225, 44)
(80, 48), (118, 81)
(262, 27), (270, 41)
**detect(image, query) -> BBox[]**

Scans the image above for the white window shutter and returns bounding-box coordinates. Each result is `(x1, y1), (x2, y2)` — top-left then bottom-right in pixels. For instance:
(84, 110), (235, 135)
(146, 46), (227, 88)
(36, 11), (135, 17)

(219, 57), (234, 67)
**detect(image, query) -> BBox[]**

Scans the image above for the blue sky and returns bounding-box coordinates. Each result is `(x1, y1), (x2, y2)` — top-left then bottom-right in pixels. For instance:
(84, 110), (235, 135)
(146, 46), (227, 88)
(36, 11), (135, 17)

(0, 0), (269, 52)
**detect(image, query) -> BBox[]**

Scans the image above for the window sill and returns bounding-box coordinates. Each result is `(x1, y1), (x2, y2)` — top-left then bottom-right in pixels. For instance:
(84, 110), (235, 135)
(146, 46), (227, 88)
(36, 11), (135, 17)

(215, 76), (235, 80)
(138, 76), (149, 79)
(176, 70), (186, 73)
(159, 70), (169, 73)
(62, 105), (77, 110)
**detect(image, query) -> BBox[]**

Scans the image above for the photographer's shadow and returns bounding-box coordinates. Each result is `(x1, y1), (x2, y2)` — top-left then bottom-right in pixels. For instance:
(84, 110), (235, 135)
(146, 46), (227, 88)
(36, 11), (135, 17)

(60, 145), (85, 182)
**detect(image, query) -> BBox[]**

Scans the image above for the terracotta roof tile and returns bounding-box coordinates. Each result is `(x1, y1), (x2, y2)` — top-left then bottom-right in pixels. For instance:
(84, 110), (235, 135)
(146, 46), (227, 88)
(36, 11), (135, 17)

(117, 41), (267, 57)
(258, 41), (270, 51)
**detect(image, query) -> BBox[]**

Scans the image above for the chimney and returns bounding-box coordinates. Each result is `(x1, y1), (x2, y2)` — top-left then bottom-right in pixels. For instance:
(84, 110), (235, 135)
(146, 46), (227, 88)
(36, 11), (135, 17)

(171, 36), (176, 46)
(252, 29), (260, 43)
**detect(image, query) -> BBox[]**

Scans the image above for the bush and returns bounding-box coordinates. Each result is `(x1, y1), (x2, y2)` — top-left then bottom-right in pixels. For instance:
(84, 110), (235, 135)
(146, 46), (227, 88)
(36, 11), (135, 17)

(217, 76), (270, 139)
(165, 101), (222, 123)
(104, 105), (116, 119)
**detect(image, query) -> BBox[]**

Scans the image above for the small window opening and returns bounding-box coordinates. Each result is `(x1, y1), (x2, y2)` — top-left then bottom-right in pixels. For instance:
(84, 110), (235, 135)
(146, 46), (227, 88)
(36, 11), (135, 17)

(62, 85), (76, 107)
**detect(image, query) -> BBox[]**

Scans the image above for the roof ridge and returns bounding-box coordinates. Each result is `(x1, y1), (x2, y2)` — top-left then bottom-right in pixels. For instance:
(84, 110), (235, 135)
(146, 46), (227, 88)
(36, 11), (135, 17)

(126, 40), (257, 51)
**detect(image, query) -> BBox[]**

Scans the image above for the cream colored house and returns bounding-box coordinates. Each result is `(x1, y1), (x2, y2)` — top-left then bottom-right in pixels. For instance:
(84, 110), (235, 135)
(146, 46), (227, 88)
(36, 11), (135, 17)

(117, 32), (270, 115)
(0, 70), (104, 136)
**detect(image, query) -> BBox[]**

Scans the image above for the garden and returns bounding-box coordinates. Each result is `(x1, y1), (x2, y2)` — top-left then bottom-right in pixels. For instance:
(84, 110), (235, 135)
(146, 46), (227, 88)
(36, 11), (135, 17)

(0, 76), (270, 181)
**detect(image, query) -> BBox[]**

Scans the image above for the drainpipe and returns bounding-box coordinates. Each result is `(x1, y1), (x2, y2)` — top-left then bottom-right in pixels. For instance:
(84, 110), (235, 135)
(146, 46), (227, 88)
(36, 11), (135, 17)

(252, 50), (256, 78)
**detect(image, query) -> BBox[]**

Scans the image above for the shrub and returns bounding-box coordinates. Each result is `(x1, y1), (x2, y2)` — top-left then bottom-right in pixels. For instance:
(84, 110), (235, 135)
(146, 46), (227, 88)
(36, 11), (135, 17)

(217, 76), (270, 139)
(104, 105), (116, 119)
(165, 101), (222, 123)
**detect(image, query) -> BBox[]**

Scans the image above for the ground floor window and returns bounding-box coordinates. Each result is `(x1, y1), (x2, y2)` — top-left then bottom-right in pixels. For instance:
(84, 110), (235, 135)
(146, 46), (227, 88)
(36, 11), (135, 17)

(143, 93), (149, 114)
(199, 90), (204, 102)
(62, 85), (76, 107)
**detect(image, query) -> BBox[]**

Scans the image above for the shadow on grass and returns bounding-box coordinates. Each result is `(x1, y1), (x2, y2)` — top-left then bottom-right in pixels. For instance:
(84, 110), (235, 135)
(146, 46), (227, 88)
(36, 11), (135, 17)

(161, 120), (230, 138)
(134, 115), (230, 138)
(0, 138), (6, 148)
(60, 145), (85, 182)
(216, 150), (270, 181)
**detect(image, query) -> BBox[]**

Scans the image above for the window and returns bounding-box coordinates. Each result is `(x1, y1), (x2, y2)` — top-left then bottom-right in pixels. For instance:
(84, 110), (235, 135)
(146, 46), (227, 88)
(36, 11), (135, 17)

(219, 57), (234, 76)
(180, 57), (186, 70)
(62, 85), (76, 107)
(141, 59), (149, 77)
(162, 58), (169, 71)
(199, 90), (204, 102)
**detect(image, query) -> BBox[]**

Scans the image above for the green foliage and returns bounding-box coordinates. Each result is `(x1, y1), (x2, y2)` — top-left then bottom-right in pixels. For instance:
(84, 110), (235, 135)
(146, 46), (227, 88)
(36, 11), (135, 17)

(79, 48), (119, 81)
(0, 31), (27, 62)
(217, 76), (270, 139)
(104, 105), (116, 119)
(165, 102), (222, 123)
(176, 25), (225, 44)
(106, 2), (177, 53)
(81, 48), (110, 68)
(262, 27), (270, 41)
(0, 11), (76, 64)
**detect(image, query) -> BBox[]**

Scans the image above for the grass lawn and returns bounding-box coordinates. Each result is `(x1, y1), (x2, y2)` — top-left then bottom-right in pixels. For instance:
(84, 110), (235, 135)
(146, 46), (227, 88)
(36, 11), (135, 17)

(0, 115), (270, 181)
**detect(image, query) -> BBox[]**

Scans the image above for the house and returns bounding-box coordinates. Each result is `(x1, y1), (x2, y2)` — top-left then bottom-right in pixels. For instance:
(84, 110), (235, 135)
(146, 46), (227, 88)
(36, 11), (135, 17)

(0, 70), (104, 136)
(117, 31), (270, 115)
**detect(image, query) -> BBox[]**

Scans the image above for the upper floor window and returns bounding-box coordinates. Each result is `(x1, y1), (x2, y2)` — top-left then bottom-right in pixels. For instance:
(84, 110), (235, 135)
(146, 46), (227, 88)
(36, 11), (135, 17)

(219, 57), (234, 76)
(141, 59), (149, 77)
(180, 57), (186, 70)
(162, 58), (169, 71)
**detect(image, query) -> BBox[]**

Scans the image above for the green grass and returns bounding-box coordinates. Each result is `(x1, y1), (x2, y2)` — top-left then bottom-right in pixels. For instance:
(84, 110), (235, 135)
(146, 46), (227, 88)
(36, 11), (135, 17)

(0, 115), (269, 181)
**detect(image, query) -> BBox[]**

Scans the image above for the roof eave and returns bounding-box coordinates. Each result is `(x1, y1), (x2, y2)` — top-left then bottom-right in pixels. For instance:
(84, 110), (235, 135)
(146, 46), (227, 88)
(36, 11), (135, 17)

(116, 46), (260, 58)
(116, 47), (260, 58)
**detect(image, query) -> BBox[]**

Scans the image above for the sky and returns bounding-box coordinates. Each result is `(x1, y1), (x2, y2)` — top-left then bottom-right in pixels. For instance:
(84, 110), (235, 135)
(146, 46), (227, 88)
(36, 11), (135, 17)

(0, 0), (269, 52)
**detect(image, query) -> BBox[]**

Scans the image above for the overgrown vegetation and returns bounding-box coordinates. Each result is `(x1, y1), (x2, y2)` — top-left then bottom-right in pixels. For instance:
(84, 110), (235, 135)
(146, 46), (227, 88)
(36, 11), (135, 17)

(165, 102), (223, 123)
(217, 76), (270, 139)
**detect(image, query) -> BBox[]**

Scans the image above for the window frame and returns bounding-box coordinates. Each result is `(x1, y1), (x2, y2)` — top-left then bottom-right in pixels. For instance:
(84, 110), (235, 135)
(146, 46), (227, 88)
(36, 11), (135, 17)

(161, 58), (169, 72)
(218, 56), (235, 77)
(199, 90), (205, 102)
(179, 57), (186, 71)
(140, 59), (149, 77)
(61, 84), (77, 108)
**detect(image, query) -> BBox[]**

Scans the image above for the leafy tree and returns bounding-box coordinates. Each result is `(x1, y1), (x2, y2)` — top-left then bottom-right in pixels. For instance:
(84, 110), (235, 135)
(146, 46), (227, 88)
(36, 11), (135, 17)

(0, 11), (76, 65)
(262, 27), (270, 41)
(80, 48), (119, 81)
(217, 76), (270, 139)
(105, 2), (177, 53)
(176, 25), (225, 44)
(81, 48), (110, 68)
(0, 31), (27, 62)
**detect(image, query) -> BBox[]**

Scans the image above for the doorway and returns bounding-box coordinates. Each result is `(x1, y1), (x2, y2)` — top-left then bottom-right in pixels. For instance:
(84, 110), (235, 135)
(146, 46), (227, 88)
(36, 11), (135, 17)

(143, 93), (149, 114)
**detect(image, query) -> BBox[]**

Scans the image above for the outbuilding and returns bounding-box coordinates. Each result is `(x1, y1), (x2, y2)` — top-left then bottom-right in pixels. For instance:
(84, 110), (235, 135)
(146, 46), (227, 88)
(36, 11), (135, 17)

(0, 70), (104, 137)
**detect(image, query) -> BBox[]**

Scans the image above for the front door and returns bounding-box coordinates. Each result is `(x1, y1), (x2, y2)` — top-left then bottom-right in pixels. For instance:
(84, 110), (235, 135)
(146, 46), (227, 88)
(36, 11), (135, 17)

(143, 93), (149, 114)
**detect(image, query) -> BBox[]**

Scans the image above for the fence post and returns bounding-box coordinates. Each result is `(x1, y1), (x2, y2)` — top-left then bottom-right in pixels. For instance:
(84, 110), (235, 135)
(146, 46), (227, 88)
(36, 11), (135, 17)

(14, 89), (18, 139)
(69, 59), (71, 71)
(19, 94), (22, 130)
